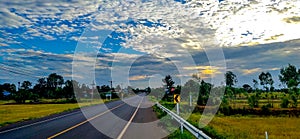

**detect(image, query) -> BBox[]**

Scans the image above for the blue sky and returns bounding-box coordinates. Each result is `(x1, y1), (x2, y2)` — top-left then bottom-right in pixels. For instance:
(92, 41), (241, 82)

(1, 0), (300, 89)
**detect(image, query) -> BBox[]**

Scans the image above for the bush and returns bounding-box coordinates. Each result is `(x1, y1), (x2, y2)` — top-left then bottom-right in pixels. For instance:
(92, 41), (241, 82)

(291, 94), (298, 108)
(248, 95), (259, 108)
(220, 105), (232, 116)
(261, 104), (271, 115)
(152, 104), (167, 119)
(281, 97), (290, 108)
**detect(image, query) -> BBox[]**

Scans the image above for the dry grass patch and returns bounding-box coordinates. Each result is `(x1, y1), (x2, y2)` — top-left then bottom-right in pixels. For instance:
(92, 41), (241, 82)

(0, 99), (107, 127)
(197, 115), (300, 139)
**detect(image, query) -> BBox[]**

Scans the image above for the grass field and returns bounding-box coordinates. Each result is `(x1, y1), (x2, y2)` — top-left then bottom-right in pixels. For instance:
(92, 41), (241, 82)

(150, 93), (300, 138)
(188, 113), (300, 139)
(0, 99), (110, 127)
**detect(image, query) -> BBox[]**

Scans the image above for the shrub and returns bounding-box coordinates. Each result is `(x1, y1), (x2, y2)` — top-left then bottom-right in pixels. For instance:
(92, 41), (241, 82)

(261, 104), (271, 115)
(220, 105), (232, 116)
(248, 95), (259, 108)
(281, 97), (290, 108)
(291, 94), (298, 108)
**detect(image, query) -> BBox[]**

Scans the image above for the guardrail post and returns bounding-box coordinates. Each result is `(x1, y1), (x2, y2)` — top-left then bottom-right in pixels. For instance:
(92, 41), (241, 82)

(180, 122), (183, 134)
(156, 102), (211, 139)
(189, 93), (192, 106)
(176, 103), (179, 115)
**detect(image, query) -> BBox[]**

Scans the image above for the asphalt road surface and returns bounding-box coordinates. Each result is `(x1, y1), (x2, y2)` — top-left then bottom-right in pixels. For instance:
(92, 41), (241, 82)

(0, 94), (169, 139)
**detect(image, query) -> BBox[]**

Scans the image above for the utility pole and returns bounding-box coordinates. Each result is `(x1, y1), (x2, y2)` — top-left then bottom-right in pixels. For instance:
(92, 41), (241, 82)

(91, 80), (95, 102)
(109, 80), (113, 89)
(108, 80), (113, 100)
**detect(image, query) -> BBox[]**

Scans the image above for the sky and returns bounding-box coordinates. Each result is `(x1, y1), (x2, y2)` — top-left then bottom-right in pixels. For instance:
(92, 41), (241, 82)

(1, 0), (300, 89)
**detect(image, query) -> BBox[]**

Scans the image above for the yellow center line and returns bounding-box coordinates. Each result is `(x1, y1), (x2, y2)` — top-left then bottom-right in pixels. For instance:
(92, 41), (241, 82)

(47, 103), (125, 139)
(117, 96), (144, 139)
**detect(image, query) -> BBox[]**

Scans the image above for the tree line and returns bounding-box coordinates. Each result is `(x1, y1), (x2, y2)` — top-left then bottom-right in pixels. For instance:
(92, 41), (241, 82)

(0, 73), (124, 103)
(224, 64), (300, 109)
(152, 64), (300, 112)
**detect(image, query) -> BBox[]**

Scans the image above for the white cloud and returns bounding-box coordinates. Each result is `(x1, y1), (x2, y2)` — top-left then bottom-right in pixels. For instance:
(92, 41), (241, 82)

(213, 0), (300, 46)
(1, 0), (299, 47)
(1, 0), (300, 86)
(0, 8), (31, 28)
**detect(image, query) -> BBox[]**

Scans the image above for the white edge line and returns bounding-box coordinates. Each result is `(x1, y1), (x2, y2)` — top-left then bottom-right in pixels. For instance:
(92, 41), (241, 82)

(117, 97), (144, 139)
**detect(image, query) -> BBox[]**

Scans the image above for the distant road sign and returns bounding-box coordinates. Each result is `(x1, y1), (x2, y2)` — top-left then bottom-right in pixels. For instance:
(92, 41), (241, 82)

(174, 94), (180, 103)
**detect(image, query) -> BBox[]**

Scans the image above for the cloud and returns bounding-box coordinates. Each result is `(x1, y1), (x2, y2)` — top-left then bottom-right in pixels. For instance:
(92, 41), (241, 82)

(0, 0), (100, 42)
(0, 48), (76, 83)
(183, 65), (223, 79)
(1, 0), (299, 48)
(129, 75), (148, 81)
(214, 0), (300, 46)
(1, 0), (300, 88)
(0, 8), (31, 28)
(283, 16), (300, 23)
(241, 68), (261, 75)
(0, 43), (9, 46)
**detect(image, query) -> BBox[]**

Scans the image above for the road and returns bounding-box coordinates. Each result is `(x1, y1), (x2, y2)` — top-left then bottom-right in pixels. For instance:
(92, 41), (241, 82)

(0, 94), (169, 139)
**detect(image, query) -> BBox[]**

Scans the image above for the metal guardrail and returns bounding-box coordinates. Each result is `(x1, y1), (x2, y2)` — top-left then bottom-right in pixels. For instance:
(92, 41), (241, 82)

(156, 102), (211, 139)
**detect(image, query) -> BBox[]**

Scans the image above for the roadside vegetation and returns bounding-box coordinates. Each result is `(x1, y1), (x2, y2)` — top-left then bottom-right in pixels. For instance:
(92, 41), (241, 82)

(0, 73), (135, 104)
(152, 104), (196, 139)
(185, 113), (300, 139)
(0, 98), (117, 127)
(0, 72), (138, 127)
(150, 64), (300, 138)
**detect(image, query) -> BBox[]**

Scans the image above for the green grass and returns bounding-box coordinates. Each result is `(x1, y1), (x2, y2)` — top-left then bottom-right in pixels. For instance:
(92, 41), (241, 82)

(0, 99), (111, 127)
(187, 113), (300, 139)
(152, 103), (196, 139)
(167, 129), (196, 139)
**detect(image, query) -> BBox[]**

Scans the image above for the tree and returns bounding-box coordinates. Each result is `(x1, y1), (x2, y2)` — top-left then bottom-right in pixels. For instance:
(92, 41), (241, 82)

(242, 84), (252, 93)
(47, 73), (64, 98)
(33, 77), (47, 98)
(80, 83), (89, 98)
(1, 83), (16, 93)
(13, 81), (32, 103)
(162, 75), (175, 101)
(98, 85), (111, 93)
(253, 79), (259, 90)
(71, 80), (80, 98)
(279, 64), (300, 88)
(163, 75), (175, 90)
(183, 79), (200, 94)
(63, 80), (76, 99)
(225, 71), (237, 88)
(258, 72), (274, 92)
(21, 81), (32, 90)
(145, 87), (151, 95)
(197, 80), (212, 105)
(47, 73), (64, 89)
(0, 83), (16, 100)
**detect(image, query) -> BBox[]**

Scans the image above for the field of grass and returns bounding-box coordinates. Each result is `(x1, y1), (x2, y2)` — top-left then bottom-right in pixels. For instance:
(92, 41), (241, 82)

(150, 92), (300, 138)
(0, 99), (110, 127)
(188, 113), (300, 139)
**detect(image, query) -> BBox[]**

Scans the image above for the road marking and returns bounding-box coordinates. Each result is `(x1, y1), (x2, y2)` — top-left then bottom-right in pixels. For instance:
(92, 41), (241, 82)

(117, 97), (144, 139)
(47, 103), (125, 139)
(0, 111), (82, 134)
